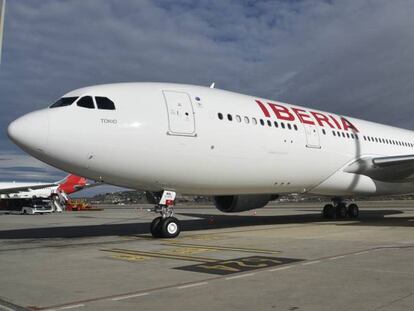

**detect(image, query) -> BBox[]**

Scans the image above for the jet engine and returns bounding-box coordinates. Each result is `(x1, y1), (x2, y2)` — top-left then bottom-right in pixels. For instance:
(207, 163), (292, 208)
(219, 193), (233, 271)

(213, 194), (278, 213)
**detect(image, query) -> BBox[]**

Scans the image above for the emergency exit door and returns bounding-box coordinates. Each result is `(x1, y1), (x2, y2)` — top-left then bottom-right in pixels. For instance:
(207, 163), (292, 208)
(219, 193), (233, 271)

(303, 124), (321, 149)
(163, 90), (196, 136)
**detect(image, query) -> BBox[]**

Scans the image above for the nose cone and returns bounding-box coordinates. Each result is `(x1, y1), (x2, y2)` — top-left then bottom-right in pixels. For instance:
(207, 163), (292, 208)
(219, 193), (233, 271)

(8, 110), (49, 155)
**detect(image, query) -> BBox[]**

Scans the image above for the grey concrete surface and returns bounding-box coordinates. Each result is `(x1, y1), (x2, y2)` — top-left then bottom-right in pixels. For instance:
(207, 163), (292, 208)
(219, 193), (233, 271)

(0, 201), (413, 311)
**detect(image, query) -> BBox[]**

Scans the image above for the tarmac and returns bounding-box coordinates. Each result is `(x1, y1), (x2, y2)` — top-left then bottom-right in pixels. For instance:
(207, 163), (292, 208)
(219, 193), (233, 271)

(0, 201), (413, 311)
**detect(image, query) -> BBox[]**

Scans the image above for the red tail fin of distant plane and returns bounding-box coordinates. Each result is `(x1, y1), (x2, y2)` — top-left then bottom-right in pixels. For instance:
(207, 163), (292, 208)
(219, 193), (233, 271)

(57, 175), (87, 194)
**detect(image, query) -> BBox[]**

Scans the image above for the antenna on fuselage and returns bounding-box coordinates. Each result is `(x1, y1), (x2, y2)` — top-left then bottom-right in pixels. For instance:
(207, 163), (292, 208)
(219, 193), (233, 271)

(209, 82), (215, 89)
(0, 0), (5, 65)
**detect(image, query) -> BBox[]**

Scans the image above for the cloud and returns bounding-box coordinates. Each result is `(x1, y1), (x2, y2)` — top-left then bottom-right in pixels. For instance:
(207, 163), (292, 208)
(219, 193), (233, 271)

(0, 152), (63, 181)
(0, 0), (414, 184)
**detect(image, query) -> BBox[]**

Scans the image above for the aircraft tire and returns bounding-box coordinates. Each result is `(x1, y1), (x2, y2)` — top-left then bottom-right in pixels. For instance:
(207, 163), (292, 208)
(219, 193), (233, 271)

(160, 217), (180, 238)
(150, 216), (163, 238)
(347, 204), (359, 218)
(335, 203), (348, 219)
(322, 204), (335, 219)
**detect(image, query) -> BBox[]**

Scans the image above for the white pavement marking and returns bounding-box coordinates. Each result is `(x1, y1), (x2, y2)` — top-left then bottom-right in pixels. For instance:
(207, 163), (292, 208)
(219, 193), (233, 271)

(301, 260), (320, 266)
(0, 304), (15, 311)
(269, 266), (292, 272)
(48, 304), (85, 310)
(329, 255), (345, 260)
(177, 282), (208, 289)
(111, 293), (149, 301)
(226, 273), (255, 280)
(353, 251), (370, 255)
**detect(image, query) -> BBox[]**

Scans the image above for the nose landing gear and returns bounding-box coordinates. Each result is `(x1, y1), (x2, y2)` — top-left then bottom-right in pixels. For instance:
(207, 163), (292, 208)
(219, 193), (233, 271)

(322, 198), (359, 219)
(149, 191), (181, 238)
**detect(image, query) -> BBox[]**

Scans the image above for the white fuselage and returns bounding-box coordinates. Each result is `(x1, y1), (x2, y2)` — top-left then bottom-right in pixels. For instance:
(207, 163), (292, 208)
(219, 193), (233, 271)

(7, 83), (414, 197)
(0, 182), (58, 198)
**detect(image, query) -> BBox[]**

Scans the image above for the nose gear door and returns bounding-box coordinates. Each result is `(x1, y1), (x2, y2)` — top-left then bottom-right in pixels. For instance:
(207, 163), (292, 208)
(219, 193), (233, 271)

(163, 90), (196, 137)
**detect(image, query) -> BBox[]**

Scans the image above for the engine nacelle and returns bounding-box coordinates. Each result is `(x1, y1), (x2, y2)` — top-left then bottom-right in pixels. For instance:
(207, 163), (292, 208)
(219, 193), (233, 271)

(213, 194), (277, 213)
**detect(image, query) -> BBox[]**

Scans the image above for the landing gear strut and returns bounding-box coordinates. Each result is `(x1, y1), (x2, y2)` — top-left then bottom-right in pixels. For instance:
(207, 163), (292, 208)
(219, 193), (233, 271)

(322, 198), (359, 219)
(150, 191), (181, 238)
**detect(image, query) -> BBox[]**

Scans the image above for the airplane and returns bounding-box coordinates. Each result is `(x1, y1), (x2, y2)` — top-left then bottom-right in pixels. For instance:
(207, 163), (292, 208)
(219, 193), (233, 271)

(7, 82), (414, 238)
(0, 174), (88, 199)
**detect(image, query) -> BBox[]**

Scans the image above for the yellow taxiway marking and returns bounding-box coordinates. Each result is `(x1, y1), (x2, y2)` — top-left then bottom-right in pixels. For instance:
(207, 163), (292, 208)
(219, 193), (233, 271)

(165, 242), (281, 254)
(161, 247), (212, 256)
(102, 248), (217, 263)
(111, 254), (149, 262)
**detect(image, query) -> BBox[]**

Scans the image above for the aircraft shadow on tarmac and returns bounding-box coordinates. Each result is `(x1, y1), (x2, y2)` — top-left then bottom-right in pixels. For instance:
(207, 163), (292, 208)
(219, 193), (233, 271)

(0, 209), (412, 239)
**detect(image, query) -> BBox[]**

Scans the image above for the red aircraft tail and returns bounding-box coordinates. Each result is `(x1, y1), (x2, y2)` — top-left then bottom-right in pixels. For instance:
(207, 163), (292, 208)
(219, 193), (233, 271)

(57, 175), (87, 194)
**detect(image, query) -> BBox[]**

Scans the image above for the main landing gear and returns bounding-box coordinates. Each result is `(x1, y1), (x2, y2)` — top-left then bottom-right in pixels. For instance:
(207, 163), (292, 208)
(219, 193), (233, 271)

(322, 198), (359, 219)
(150, 191), (181, 238)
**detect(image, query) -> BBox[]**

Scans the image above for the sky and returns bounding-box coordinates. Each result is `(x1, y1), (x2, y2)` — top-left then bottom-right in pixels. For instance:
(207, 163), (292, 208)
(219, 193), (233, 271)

(1, 0), (414, 194)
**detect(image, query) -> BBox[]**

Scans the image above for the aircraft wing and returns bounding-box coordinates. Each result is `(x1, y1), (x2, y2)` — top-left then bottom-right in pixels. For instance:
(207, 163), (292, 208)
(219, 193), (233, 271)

(0, 182), (57, 195)
(83, 181), (103, 189)
(344, 154), (414, 182)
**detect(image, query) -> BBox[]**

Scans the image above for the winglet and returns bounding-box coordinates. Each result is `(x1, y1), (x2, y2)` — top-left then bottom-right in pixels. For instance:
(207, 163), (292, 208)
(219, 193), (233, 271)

(209, 82), (215, 89)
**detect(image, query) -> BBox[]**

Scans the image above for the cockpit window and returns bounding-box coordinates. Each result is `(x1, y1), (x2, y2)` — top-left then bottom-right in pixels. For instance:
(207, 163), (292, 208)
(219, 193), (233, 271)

(95, 97), (116, 110)
(77, 96), (95, 109)
(50, 97), (78, 108)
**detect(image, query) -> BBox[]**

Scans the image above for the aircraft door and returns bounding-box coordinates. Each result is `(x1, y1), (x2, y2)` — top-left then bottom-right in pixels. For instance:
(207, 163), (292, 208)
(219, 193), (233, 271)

(303, 124), (321, 149)
(163, 90), (196, 136)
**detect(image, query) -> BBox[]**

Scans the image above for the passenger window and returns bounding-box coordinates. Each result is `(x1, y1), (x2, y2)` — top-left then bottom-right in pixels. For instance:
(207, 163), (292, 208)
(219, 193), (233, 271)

(260, 119), (265, 126)
(236, 115), (241, 123)
(244, 116), (250, 124)
(95, 97), (116, 110)
(333, 131), (336, 136)
(322, 129), (326, 135)
(342, 132), (345, 138)
(77, 96), (95, 109)
(281, 123), (285, 129)
(294, 124), (298, 131)
(252, 118), (257, 125)
(267, 120), (272, 127)
(218, 113), (223, 120)
(274, 121), (279, 128)
(50, 97), (78, 108)
(346, 133), (350, 138)
(287, 123), (291, 130)
(227, 114), (232, 121)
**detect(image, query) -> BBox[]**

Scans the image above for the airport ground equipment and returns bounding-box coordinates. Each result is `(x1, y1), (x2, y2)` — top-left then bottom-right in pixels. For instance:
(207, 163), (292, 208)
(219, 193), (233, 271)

(66, 200), (101, 211)
(0, 197), (53, 214)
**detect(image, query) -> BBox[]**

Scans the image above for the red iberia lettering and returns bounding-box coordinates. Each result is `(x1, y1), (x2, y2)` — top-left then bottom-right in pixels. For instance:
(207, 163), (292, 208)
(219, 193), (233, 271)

(267, 103), (295, 121)
(291, 108), (314, 125)
(255, 100), (270, 117)
(329, 115), (342, 130)
(310, 112), (335, 128)
(253, 99), (359, 132)
(341, 117), (359, 132)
